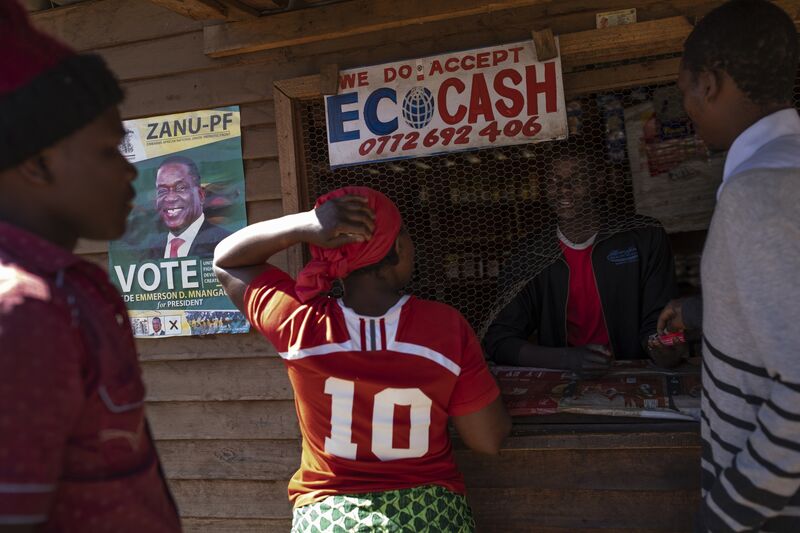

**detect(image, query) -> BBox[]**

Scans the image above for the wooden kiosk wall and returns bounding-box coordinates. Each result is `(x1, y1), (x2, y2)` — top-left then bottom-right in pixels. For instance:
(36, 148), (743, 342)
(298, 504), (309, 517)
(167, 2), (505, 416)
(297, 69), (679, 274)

(32, 1), (798, 531)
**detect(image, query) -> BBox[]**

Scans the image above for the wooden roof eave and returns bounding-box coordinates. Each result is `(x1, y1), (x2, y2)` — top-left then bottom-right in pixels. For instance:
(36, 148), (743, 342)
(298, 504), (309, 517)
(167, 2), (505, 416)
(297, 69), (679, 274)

(204, 0), (800, 60)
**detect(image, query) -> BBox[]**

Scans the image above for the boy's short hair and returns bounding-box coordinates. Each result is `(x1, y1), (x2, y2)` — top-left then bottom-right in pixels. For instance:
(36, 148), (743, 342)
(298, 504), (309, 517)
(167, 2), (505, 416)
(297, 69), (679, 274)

(683, 0), (798, 106)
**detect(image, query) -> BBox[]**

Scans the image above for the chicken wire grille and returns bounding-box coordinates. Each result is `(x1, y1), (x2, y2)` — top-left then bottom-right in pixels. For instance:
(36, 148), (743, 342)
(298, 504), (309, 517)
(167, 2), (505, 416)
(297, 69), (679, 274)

(294, 68), (800, 341)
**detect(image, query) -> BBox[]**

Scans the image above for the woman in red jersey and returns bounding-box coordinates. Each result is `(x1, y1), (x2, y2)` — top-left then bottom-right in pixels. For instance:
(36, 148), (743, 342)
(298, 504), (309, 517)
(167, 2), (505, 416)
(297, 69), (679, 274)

(214, 186), (510, 532)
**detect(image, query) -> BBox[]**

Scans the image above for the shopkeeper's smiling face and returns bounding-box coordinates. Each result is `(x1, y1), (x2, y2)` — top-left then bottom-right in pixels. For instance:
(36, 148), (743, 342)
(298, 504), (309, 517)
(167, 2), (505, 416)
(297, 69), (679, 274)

(156, 162), (205, 234)
(544, 158), (592, 221)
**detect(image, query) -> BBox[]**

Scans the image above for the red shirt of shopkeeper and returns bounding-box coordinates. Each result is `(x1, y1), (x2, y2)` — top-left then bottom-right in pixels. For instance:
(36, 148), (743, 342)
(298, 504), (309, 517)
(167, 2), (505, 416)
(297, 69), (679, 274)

(557, 229), (610, 348)
(0, 223), (180, 532)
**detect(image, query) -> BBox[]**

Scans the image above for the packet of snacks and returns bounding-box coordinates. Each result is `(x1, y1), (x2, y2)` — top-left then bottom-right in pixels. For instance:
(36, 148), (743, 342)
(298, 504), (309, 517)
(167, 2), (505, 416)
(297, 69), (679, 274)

(648, 331), (689, 368)
(657, 331), (686, 346)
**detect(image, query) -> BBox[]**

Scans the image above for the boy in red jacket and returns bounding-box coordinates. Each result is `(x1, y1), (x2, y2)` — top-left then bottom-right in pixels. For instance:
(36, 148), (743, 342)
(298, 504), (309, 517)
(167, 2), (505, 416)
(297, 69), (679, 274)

(0, 1), (181, 531)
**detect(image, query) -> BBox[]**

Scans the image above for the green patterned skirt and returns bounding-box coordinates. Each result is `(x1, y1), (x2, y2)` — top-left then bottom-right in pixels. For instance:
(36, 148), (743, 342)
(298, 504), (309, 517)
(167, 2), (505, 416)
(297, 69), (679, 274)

(291, 485), (476, 533)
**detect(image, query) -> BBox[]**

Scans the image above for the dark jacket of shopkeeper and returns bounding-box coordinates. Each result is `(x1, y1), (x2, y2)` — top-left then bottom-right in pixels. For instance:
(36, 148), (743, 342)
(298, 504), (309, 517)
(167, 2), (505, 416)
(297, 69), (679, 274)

(484, 217), (678, 363)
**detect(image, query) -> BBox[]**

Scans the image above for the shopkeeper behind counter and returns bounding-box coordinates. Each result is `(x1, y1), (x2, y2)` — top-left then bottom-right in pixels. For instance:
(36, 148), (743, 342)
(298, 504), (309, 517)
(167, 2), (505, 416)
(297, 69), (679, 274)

(483, 150), (678, 372)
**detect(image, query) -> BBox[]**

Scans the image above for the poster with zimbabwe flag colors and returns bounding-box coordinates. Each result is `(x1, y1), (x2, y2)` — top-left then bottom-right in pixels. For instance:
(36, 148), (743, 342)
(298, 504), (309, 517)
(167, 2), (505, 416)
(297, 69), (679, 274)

(325, 39), (568, 167)
(108, 106), (249, 338)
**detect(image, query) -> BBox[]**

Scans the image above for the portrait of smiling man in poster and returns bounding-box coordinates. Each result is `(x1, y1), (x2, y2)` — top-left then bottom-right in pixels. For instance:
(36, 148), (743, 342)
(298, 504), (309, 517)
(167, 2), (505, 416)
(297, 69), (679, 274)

(152, 155), (231, 259)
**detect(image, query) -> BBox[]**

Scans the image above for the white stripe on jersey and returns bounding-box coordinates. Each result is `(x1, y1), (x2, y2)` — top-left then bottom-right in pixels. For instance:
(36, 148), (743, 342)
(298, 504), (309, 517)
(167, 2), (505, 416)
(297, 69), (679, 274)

(382, 306), (461, 376)
(342, 310), (364, 352)
(387, 341), (461, 376)
(279, 340), (357, 360)
(278, 296), (461, 375)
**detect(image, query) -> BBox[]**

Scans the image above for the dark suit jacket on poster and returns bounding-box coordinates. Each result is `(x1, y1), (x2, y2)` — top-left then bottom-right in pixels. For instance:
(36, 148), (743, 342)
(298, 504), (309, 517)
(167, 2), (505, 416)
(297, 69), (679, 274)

(144, 219), (232, 260)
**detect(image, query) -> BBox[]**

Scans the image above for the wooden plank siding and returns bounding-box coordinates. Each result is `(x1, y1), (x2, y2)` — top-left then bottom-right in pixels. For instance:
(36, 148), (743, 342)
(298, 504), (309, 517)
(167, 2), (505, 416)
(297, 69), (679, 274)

(29, 0), (728, 529)
(141, 357), (292, 401)
(147, 401), (300, 440)
(156, 439), (302, 480)
(182, 518), (293, 533)
(136, 329), (279, 361)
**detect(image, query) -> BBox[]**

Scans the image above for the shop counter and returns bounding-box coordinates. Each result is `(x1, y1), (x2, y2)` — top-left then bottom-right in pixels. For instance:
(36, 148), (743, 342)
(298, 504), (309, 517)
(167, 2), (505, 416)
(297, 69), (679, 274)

(454, 364), (702, 532)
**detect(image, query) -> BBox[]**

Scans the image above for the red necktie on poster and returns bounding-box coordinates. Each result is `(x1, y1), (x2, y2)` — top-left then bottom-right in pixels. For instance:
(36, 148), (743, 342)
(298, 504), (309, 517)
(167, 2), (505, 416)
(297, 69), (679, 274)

(168, 238), (185, 258)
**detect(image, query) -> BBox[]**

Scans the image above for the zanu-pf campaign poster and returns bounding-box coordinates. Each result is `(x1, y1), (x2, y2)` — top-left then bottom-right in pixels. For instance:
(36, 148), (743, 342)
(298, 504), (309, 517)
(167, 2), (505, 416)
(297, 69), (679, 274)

(109, 106), (249, 338)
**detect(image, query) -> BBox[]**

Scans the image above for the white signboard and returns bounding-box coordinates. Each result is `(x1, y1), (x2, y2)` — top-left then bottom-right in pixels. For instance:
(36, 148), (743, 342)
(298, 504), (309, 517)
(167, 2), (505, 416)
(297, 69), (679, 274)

(324, 39), (568, 167)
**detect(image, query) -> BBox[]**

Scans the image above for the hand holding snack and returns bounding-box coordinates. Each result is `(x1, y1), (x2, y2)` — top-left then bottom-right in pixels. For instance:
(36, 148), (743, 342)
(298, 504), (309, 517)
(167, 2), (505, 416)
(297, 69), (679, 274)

(647, 331), (689, 368)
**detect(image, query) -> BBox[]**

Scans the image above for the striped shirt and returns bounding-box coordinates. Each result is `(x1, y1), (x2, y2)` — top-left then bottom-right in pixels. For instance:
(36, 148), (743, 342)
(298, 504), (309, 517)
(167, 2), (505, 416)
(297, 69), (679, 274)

(700, 165), (800, 532)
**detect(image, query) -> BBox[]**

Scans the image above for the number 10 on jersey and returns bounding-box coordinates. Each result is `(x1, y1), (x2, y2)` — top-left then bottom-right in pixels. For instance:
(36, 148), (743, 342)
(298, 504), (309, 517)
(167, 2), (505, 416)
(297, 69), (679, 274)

(324, 377), (433, 461)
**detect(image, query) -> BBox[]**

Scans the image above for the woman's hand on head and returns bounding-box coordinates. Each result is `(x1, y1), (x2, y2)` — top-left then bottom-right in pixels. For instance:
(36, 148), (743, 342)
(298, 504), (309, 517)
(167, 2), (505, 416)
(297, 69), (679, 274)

(310, 195), (375, 248)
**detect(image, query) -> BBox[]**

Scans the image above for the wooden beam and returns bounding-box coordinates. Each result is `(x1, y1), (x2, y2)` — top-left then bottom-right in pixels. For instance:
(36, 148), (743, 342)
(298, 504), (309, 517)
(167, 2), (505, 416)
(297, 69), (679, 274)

(274, 75), (321, 100)
(319, 63), (340, 95)
(148, 0), (228, 21)
(147, 0), (258, 20)
(274, 85), (306, 277)
(558, 16), (693, 69)
(531, 27), (557, 61)
(208, 3), (694, 68)
(31, 0), (205, 52)
(205, 0), (556, 57)
(219, 0), (260, 19)
(563, 57), (681, 98)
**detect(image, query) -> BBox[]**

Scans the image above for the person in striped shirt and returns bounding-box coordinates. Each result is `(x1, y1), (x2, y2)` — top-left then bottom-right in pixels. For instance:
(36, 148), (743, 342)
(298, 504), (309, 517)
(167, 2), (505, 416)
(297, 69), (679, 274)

(658, 1), (800, 530)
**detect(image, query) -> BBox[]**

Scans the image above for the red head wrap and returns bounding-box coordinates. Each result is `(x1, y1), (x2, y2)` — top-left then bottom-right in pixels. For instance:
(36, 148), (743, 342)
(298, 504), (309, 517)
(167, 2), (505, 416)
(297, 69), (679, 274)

(295, 186), (402, 302)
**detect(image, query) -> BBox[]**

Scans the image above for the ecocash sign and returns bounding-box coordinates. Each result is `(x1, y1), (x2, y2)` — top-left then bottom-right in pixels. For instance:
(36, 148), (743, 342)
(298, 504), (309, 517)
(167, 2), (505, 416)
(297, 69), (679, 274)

(327, 46), (558, 142)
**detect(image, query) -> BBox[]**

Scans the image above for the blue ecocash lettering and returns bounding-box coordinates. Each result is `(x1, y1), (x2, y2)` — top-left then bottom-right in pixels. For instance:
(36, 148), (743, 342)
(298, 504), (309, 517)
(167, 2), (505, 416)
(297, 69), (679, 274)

(326, 88), (399, 143)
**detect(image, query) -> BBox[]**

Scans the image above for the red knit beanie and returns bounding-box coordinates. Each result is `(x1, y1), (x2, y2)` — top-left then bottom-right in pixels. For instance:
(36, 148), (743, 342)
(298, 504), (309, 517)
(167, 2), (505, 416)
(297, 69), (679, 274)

(0, 0), (123, 171)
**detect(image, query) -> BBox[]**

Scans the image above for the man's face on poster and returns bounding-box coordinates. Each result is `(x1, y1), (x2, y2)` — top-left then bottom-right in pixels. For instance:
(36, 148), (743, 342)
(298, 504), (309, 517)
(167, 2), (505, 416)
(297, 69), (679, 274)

(152, 317), (162, 333)
(155, 162), (205, 234)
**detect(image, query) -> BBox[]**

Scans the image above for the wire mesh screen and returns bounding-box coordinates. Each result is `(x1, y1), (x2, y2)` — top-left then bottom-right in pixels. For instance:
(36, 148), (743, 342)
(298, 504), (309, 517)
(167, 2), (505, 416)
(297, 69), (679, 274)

(295, 68), (800, 343)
